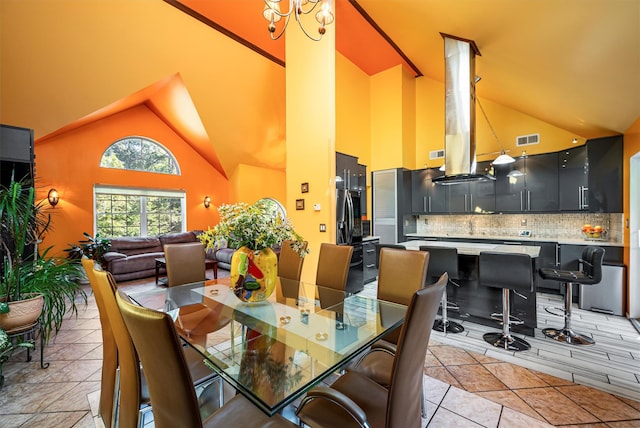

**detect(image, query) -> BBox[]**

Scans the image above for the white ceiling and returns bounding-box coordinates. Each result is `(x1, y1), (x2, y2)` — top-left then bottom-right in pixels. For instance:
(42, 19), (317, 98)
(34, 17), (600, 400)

(358, 0), (640, 139)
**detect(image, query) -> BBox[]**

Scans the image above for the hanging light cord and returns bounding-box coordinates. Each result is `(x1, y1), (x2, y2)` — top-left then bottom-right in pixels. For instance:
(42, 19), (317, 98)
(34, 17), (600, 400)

(476, 95), (504, 152)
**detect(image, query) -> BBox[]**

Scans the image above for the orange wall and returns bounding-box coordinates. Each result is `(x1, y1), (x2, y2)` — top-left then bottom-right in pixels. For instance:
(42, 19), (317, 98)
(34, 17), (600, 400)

(286, 22), (337, 282)
(230, 164), (286, 206)
(35, 104), (227, 256)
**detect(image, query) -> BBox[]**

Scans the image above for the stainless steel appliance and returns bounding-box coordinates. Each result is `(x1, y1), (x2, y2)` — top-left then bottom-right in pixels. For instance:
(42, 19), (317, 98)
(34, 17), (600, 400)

(336, 189), (363, 293)
(579, 263), (625, 316)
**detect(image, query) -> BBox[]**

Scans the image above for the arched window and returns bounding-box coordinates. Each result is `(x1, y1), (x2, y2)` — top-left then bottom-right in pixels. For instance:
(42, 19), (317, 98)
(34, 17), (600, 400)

(100, 136), (179, 175)
(259, 197), (287, 220)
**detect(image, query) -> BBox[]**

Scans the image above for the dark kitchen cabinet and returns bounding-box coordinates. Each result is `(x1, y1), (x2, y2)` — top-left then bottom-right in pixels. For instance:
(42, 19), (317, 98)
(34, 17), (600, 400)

(363, 238), (379, 284)
(558, 145), (589, 211)
(336, 152), (359, 191)
(411, 168), (447, 214)
(472, 161), (497, 213)
(587, 135), (623, 213)
(357, 163), (367, 216)
(336, 152), (368, 215)
(495, 152), (559, 212)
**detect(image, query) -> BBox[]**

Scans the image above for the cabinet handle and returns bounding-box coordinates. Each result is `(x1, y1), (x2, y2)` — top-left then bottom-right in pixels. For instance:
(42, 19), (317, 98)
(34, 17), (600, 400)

(366, 264), (376, 268)
(428, 196), (432, 212)
(520, 190), (524, 211)
(469, 194), (473, 212)
(555, 244), (560, 267)
(366, 249), (375, 253)
(527, 190), (531, 211)
(423, 196), (427, 212)
(578, 186), (582, 209)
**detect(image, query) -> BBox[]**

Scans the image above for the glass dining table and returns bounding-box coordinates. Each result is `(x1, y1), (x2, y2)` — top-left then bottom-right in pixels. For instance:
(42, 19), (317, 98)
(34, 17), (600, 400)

(126, 276), (407, 416)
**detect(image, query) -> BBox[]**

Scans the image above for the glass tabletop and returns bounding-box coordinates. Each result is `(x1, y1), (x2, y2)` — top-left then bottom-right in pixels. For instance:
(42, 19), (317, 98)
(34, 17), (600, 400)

(127, 277), (407, 416)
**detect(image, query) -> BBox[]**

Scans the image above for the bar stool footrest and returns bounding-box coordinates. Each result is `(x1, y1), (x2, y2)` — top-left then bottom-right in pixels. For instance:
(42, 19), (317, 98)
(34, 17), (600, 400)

(483, 332), (530, 351)
(544, 306), (566, 318)
(489, 313), (525, 325)
(542, 327), (594, 345)
(433, 319), (464, 334)
(445, 301), (459, 311)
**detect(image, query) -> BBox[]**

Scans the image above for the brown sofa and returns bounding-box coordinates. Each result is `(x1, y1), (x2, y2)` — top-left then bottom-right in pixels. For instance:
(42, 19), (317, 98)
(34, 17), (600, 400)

(104, 231), (205, 282)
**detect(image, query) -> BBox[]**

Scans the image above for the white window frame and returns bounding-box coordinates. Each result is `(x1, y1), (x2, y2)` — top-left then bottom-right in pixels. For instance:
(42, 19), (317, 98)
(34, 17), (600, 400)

(93, 185), (186, 237)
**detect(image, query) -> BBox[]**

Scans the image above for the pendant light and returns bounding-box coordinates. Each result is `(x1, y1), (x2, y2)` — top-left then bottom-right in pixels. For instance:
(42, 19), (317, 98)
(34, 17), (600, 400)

(476, 77), (515, 165)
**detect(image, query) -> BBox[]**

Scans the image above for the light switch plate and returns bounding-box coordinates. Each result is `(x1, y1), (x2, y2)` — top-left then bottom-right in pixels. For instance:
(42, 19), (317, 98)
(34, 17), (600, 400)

(319, 224), (326, 232)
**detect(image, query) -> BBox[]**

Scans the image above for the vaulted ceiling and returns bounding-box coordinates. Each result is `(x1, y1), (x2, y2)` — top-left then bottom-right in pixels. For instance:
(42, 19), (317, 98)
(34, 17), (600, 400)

(173, 0), (640, 139)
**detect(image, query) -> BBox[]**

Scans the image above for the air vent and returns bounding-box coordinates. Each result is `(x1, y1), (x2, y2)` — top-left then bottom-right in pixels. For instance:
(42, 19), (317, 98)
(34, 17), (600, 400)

(429, 149), (445, 160)
(516, 133), (540, 146)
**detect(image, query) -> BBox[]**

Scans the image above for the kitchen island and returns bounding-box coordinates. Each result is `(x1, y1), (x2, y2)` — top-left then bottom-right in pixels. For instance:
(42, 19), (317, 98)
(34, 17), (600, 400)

(400, 239), (541, 336)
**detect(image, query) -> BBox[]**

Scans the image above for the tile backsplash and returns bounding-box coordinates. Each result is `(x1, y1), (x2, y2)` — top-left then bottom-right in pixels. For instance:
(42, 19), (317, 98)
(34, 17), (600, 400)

(415, 213), (623, 243)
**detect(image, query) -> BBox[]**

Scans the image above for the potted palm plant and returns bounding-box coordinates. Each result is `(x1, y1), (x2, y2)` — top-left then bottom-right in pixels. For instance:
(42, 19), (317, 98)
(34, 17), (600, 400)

(0, 175), (86, 344)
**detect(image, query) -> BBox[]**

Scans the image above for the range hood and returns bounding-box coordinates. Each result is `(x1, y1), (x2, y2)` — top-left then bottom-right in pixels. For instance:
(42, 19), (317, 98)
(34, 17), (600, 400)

(433, 34), (494, 185)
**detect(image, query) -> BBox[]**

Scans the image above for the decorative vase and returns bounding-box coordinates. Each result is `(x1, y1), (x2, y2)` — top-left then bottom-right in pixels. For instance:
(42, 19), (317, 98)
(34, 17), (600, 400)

(230, 247), (278, 302)
(0, 294), (44, 333)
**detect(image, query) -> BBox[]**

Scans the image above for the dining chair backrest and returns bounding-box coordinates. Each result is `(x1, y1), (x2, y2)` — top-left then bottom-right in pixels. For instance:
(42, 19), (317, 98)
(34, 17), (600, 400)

(116, 290), (203, 428)
(374, 243), (406, 269)
(419, 245), (459, 282)
(81, 259), (117, 428)
(278, 239), (308, 281)
(376, 247), (430, 346)
(387, 273), (447, 427)
(164, 242), (206, 287)
(315, 243), (353, 291)
(93, 268), (143, 428)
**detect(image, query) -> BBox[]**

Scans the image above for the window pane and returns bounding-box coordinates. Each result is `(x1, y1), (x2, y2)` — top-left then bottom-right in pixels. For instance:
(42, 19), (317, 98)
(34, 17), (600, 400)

(100, 136), (179, 175)
(96, 190), (184, 238)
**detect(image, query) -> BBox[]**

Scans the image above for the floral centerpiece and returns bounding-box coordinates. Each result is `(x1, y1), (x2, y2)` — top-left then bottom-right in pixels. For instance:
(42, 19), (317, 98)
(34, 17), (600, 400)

(199, 200), (307, 302)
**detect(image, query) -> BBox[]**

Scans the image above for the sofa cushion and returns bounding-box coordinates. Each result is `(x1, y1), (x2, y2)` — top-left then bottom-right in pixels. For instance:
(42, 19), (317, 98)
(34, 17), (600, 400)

(159, 231), (198, 247)
(215, 248), (236, 265)
(109, 237), (162, 256)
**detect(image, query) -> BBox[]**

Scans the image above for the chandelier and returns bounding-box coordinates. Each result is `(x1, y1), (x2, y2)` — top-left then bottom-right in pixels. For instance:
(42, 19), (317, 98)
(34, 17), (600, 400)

(263, 0), (335, 41)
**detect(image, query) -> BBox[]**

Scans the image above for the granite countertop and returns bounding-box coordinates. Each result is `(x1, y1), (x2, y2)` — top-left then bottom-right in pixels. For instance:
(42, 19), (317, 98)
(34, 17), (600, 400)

(401, 239), (541, 257)
(404, 233), (622, 247)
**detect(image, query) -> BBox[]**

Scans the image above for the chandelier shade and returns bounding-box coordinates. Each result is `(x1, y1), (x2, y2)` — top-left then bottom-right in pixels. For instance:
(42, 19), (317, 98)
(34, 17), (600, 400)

(263, 0), (334, 41)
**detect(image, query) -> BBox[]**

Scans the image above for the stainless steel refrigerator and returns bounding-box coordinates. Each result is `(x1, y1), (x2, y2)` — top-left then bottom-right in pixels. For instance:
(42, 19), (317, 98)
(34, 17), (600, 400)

(336, 189), (363, 294)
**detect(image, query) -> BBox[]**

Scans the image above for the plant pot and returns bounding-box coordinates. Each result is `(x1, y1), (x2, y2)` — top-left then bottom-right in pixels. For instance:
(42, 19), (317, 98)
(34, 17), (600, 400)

(0, 294), (44, 333)
(230, 247), (278, 302)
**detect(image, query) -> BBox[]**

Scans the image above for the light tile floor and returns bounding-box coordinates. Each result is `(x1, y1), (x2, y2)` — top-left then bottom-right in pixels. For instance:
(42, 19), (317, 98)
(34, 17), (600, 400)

(1, 276), (639, 427)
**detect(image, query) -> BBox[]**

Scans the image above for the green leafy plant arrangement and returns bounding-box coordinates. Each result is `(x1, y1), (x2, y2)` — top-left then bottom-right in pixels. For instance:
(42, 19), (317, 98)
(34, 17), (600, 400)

(0, 175), (86, 344)
(199, 200), (308, 257)
(65, 232), (111, 268)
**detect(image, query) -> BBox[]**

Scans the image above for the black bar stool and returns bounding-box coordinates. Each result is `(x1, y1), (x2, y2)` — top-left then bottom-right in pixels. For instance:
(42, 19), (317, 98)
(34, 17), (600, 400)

(538, 246), (604, 345)
(479, 252), (534, 351)
(419, 246), (464, 334)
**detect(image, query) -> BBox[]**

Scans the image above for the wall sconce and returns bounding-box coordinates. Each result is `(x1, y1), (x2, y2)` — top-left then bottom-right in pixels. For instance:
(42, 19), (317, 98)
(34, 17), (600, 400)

(203, 196), (211, 209)
(48, 188), (59, 207)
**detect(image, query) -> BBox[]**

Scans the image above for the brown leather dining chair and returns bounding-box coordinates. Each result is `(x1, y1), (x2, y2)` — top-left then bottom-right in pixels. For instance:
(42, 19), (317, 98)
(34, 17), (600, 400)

(296, 274), (447, 428)
(347, 247), (430, 417)
(115, 290), (298, 428)
(81, 259), (117, 428)
(164, 242), (206, 287)
(277, 239), (308, 281)
(315, 242), (353, 291)
(88, 266), (217, 427)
